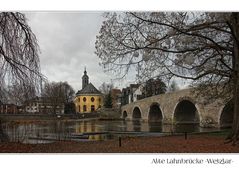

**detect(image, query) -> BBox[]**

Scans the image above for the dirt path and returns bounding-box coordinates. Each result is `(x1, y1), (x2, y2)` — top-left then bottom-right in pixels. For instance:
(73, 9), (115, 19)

(1, 133), (239, 153)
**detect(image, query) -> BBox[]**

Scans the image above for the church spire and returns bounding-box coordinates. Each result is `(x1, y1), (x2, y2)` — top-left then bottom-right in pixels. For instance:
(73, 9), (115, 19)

(84, 66), (87, 75)
(82, 67), (89, 89)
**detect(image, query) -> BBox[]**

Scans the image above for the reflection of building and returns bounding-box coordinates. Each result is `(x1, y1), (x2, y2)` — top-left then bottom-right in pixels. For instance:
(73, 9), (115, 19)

(74, 68), (103, 113)
(75, 121), (104, 140)
(23, 97), (64, 114)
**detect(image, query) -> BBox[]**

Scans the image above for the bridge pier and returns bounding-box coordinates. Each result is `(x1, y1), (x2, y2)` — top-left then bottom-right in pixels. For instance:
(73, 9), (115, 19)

(121, 88), (231, 129)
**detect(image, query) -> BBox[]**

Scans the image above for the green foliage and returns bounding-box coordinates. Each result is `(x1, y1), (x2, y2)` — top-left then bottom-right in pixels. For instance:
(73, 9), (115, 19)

(104, 93), (113, 108)
(64, 102), (76, 114)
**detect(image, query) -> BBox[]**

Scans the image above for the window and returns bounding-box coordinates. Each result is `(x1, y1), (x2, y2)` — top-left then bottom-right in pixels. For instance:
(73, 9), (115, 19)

(79, 106), (80, 112)
(99, 98), (101, 103)
(83, 105), (87, 112)
(78, 98), (80, 102)
(83, 97), (87, 102)
(91, 97), (95, 102)
(91, 105), (95, 112)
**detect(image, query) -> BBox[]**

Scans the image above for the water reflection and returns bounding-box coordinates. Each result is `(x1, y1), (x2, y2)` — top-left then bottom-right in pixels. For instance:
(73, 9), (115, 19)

(132, 120), (141, 132)
(173, 123), (200, 133)
(1, 119), (220, 144)
(148, 121), (162, 132)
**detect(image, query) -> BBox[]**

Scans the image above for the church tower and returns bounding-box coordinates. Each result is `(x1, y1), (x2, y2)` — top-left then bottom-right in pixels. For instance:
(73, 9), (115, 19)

(82, 67), (89, 89)
(75, 67), (103, 113)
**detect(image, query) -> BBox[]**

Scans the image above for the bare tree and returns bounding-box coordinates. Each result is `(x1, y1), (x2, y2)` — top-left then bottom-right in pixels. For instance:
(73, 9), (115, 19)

(95, 12), (239, 144)
(0, 12), (44, 102)
(99, 82), (114, 95)
(8, 84), (35, 105)
(42, 81), (75, 114)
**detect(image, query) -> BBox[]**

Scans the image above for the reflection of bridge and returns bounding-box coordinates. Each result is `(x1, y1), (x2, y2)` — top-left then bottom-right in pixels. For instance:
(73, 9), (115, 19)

(121, 88), (233, 128)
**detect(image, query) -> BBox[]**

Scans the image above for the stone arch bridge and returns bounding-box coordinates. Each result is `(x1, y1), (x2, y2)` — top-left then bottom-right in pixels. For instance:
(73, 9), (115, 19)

(121, 88), (233, 128)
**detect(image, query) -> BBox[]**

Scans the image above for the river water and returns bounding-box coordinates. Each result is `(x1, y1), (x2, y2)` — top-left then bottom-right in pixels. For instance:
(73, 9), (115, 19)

(1, 119), (220, 144)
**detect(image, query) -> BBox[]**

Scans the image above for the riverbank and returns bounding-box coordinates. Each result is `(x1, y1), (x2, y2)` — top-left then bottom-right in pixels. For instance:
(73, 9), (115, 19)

(0, 112), (123, 122)
(0, 133), (238, 153)
(0, 113), (100, 122)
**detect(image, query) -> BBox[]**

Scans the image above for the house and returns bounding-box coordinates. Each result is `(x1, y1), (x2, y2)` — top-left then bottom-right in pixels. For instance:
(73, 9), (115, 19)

(121, 84), (140, 106)
(0, 103), (19, 114)
(120, 78), (167, 106)
(23, 96), (64, 114)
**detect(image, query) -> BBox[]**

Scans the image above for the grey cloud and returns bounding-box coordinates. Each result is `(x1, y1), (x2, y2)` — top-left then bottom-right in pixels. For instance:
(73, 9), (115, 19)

(25, 12), (117, 91)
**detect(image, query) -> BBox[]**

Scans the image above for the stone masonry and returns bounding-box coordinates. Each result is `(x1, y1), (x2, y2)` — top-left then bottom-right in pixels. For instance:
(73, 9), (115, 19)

(121, 88), (229, 127)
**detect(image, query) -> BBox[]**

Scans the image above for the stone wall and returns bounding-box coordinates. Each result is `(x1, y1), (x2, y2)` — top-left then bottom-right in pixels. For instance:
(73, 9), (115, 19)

(121, 88), (228, 127)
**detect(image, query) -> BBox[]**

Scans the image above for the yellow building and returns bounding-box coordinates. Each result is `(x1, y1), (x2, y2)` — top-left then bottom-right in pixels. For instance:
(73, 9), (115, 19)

(74, 69), (103, 113)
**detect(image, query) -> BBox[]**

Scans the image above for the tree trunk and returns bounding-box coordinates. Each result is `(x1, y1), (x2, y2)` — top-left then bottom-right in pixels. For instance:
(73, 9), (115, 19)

(0, 120), (9, 142)
(228, 13), (239, 145)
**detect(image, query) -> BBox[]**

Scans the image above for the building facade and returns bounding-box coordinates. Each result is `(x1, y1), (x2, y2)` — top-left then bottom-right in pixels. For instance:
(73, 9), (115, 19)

(24, 97), (64, 114)
(74, 69), (103, 113)
(121, 84), (140, 106)
(121, 78), (167, 106)
(132, 84), (144, 101)
(0, 104), (19, 114)
(0, 97), (65, 114)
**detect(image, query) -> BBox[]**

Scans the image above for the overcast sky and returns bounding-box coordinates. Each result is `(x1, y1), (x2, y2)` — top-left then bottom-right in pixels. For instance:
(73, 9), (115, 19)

(25, 12), (136, 92)
(25, 12), (190, 92)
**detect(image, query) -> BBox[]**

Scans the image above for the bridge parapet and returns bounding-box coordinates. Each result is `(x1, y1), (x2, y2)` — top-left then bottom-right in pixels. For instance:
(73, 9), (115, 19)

(121, 88), (230, 127)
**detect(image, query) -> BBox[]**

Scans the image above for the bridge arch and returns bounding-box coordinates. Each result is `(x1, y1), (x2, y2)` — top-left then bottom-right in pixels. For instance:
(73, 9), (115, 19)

(219, 100), (233, 128)
(173, 97), (200, 124)
(122, 111), (128, 119)
(148, 102), (163, 122)
(132, 106), (142, 119)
